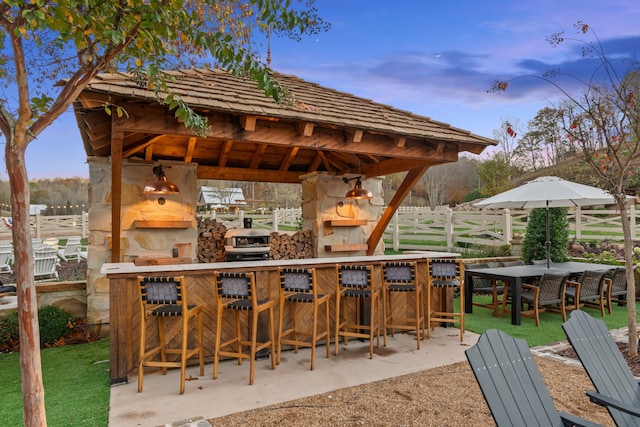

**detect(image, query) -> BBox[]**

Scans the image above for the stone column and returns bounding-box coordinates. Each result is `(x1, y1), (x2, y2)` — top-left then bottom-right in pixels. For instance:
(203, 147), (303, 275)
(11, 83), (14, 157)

(301, 172), (385, 258)
(85, 157), (197, 333)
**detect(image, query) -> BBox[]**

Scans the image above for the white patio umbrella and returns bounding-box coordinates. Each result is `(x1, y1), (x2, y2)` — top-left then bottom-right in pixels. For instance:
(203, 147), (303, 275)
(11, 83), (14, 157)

(474, 176), (626, 268)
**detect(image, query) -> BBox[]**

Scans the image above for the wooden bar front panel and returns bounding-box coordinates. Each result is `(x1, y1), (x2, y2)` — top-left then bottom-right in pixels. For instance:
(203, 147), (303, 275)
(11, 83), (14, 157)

(107, 257), (449, 383)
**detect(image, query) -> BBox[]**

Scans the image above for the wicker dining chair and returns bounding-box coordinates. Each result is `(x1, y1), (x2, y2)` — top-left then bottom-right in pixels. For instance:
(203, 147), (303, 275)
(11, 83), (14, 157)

(518, 272), (571, 327)
(565, 269), (609, 317)
(605, 267), (630, 314)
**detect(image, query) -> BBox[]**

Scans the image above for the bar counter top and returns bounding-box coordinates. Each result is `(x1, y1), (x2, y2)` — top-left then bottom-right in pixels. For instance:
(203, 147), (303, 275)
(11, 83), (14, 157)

(101, 251), (461, 276)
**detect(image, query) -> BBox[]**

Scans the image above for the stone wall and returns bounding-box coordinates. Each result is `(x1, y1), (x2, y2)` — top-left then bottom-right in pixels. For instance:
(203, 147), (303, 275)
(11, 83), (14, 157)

(86, 157), (198, 330)
(301, 172), (385, 257)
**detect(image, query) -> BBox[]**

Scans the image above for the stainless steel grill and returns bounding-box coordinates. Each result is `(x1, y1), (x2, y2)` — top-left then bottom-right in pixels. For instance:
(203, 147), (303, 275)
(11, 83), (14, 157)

(224, 228), (271, 261)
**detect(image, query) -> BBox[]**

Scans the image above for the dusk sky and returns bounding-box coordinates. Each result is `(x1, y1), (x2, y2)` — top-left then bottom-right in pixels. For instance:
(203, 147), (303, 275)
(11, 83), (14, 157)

(15, 0), (640, 179)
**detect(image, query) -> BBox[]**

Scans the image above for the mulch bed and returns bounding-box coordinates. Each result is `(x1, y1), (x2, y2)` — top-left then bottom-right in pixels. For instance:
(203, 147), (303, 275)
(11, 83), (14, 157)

(557, 341), (640, 377)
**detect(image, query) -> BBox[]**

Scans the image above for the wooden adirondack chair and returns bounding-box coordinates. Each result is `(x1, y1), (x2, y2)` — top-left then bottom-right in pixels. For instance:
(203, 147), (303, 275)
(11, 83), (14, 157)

(34, 248), (59, 281)
(563, 310), (640, 426)
(466, 329), (602, 427)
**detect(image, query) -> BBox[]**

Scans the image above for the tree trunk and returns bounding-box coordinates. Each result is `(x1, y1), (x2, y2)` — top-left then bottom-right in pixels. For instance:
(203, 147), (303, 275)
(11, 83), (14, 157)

(6, 140), (47, 425)
(617, 199), (638, 356)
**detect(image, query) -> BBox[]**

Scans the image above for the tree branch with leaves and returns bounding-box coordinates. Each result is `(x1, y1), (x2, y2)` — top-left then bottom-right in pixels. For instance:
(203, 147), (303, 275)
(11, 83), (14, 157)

(491, 21), (639, 355)
(0, 1), (328, 425)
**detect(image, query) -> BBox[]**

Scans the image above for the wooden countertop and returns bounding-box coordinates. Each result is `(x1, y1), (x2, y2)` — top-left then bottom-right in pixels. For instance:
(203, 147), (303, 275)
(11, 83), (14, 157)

(101, 251), (460, 276)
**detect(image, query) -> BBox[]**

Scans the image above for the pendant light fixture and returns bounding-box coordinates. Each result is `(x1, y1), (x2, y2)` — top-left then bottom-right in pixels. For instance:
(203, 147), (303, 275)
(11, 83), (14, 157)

(343, 176), (372, 200)
(143, 165), (180, 195)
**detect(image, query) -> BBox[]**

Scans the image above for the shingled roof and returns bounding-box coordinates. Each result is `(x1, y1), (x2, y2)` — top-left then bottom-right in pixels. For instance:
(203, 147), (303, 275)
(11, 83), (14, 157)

(73, 68), (496, 183)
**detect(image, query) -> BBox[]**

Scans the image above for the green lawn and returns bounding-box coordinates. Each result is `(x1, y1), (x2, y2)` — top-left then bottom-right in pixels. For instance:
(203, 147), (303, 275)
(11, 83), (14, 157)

(0, 339), (110, 426)
(460, 296), (638, 347)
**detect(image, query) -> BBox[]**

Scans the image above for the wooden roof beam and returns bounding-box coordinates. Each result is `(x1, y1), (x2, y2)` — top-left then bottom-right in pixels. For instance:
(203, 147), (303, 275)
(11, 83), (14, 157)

(249, 144), (268, 169)
(197, 165), (302, 183)
(184, 137), (197, 163)
(395, 136), (406, 148)
(122, 135), (165, 158)
(280, 147), (299, 171)
(346, 129), (363, 143)
(298, 122), (314, 137)
(219, 140), (233, 167)
(239, 115), (256, 131)
(315, 151), (333, 172)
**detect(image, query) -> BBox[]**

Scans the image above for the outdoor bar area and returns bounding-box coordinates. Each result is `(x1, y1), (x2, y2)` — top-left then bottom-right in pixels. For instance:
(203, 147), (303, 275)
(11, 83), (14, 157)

(103, 251), (458, 383)
(72, 69), (496, 386)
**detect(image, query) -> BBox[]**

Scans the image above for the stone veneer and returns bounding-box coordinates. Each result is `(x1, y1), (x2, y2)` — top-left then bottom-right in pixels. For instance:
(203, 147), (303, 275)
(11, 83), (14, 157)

(301, 172), (385, 257)
(85, 157), (197, 329)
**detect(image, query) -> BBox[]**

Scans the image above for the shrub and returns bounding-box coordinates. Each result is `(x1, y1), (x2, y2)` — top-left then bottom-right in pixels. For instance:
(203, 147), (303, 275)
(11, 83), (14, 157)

(0, 311), (19, 345)
(521, 207), (570, 264)
(0, 305), (72, 347)
(38, 305), (72, 345)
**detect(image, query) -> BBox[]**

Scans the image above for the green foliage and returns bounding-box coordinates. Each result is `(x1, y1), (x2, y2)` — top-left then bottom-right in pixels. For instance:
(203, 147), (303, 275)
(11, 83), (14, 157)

(476, 154), (511, 196)
(0, 311), (19, 345)
(38, 305), (72, 345)
(521, 207), (570, 264)
(0, 306), (72, 346)
(463, 189), (483, 202)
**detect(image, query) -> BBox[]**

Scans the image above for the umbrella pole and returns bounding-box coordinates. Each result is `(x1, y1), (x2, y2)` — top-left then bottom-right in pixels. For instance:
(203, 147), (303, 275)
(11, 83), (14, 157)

(546, 201), (551, 268)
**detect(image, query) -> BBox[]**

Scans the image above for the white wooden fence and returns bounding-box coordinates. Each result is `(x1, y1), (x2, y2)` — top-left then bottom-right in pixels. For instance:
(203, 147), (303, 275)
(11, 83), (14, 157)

(0, 212), (89, 241)
(384, 205), (638, 251)
(3, 205), (634, 250)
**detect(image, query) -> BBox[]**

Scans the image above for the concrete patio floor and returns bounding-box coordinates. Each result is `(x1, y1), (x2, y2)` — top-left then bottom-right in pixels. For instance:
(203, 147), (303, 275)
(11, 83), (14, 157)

(108, 327), (479, 427)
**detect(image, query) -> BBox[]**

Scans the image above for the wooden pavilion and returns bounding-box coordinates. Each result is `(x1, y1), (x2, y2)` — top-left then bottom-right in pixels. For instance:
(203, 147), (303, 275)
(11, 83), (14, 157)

(73, 68), (496, 260)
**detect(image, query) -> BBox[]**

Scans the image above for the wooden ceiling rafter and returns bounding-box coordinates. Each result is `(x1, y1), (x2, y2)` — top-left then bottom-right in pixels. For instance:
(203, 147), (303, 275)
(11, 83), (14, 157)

(144, 144), (153, 161)
(122, 134), (165, 158)
(280, 146), (299, 171)
(218, 139), (233, 167)
(249, 143), (268, 169)
(184, 137), (197, 162)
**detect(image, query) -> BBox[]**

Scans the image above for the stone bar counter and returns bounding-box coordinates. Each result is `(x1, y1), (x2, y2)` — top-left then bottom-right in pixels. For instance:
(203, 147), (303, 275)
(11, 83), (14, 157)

(102, 252), (458, 384)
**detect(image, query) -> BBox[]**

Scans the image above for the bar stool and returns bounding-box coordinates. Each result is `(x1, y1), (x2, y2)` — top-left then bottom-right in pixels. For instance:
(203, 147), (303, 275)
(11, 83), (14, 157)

(136, 275), (204, 394)
(213, 271), (276, 385)
(381, 261), (424, 349)
(426, 259), (465, 342)
(277, 267), (331, 370)
(335, 264), (381, 359)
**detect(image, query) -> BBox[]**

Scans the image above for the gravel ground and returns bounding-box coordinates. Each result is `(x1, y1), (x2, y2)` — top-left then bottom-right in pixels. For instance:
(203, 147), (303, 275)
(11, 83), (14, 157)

(207, 356), (615, 426)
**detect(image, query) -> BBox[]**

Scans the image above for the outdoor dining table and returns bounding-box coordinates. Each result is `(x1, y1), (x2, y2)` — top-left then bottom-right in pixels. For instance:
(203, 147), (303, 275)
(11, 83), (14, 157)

(464, 261), (613, 325)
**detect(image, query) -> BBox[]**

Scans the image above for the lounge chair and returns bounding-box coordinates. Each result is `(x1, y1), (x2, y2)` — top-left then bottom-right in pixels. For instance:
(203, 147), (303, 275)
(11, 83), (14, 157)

(466, 329), (602, 427)
(562, 310), (640, 426)
(57, 238), (83, 261)
(34, 248), (59, 281)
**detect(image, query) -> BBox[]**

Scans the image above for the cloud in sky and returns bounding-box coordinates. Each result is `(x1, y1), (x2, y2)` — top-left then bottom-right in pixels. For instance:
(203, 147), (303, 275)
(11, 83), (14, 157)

(9, 0), (640, 178)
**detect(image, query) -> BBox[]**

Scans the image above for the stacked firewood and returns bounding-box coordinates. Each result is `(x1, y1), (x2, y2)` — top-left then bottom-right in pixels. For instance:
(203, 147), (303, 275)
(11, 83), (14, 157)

(269, 230), (314, 260)
(197, 218), (227, 263)
(196, 218), (314, 262)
